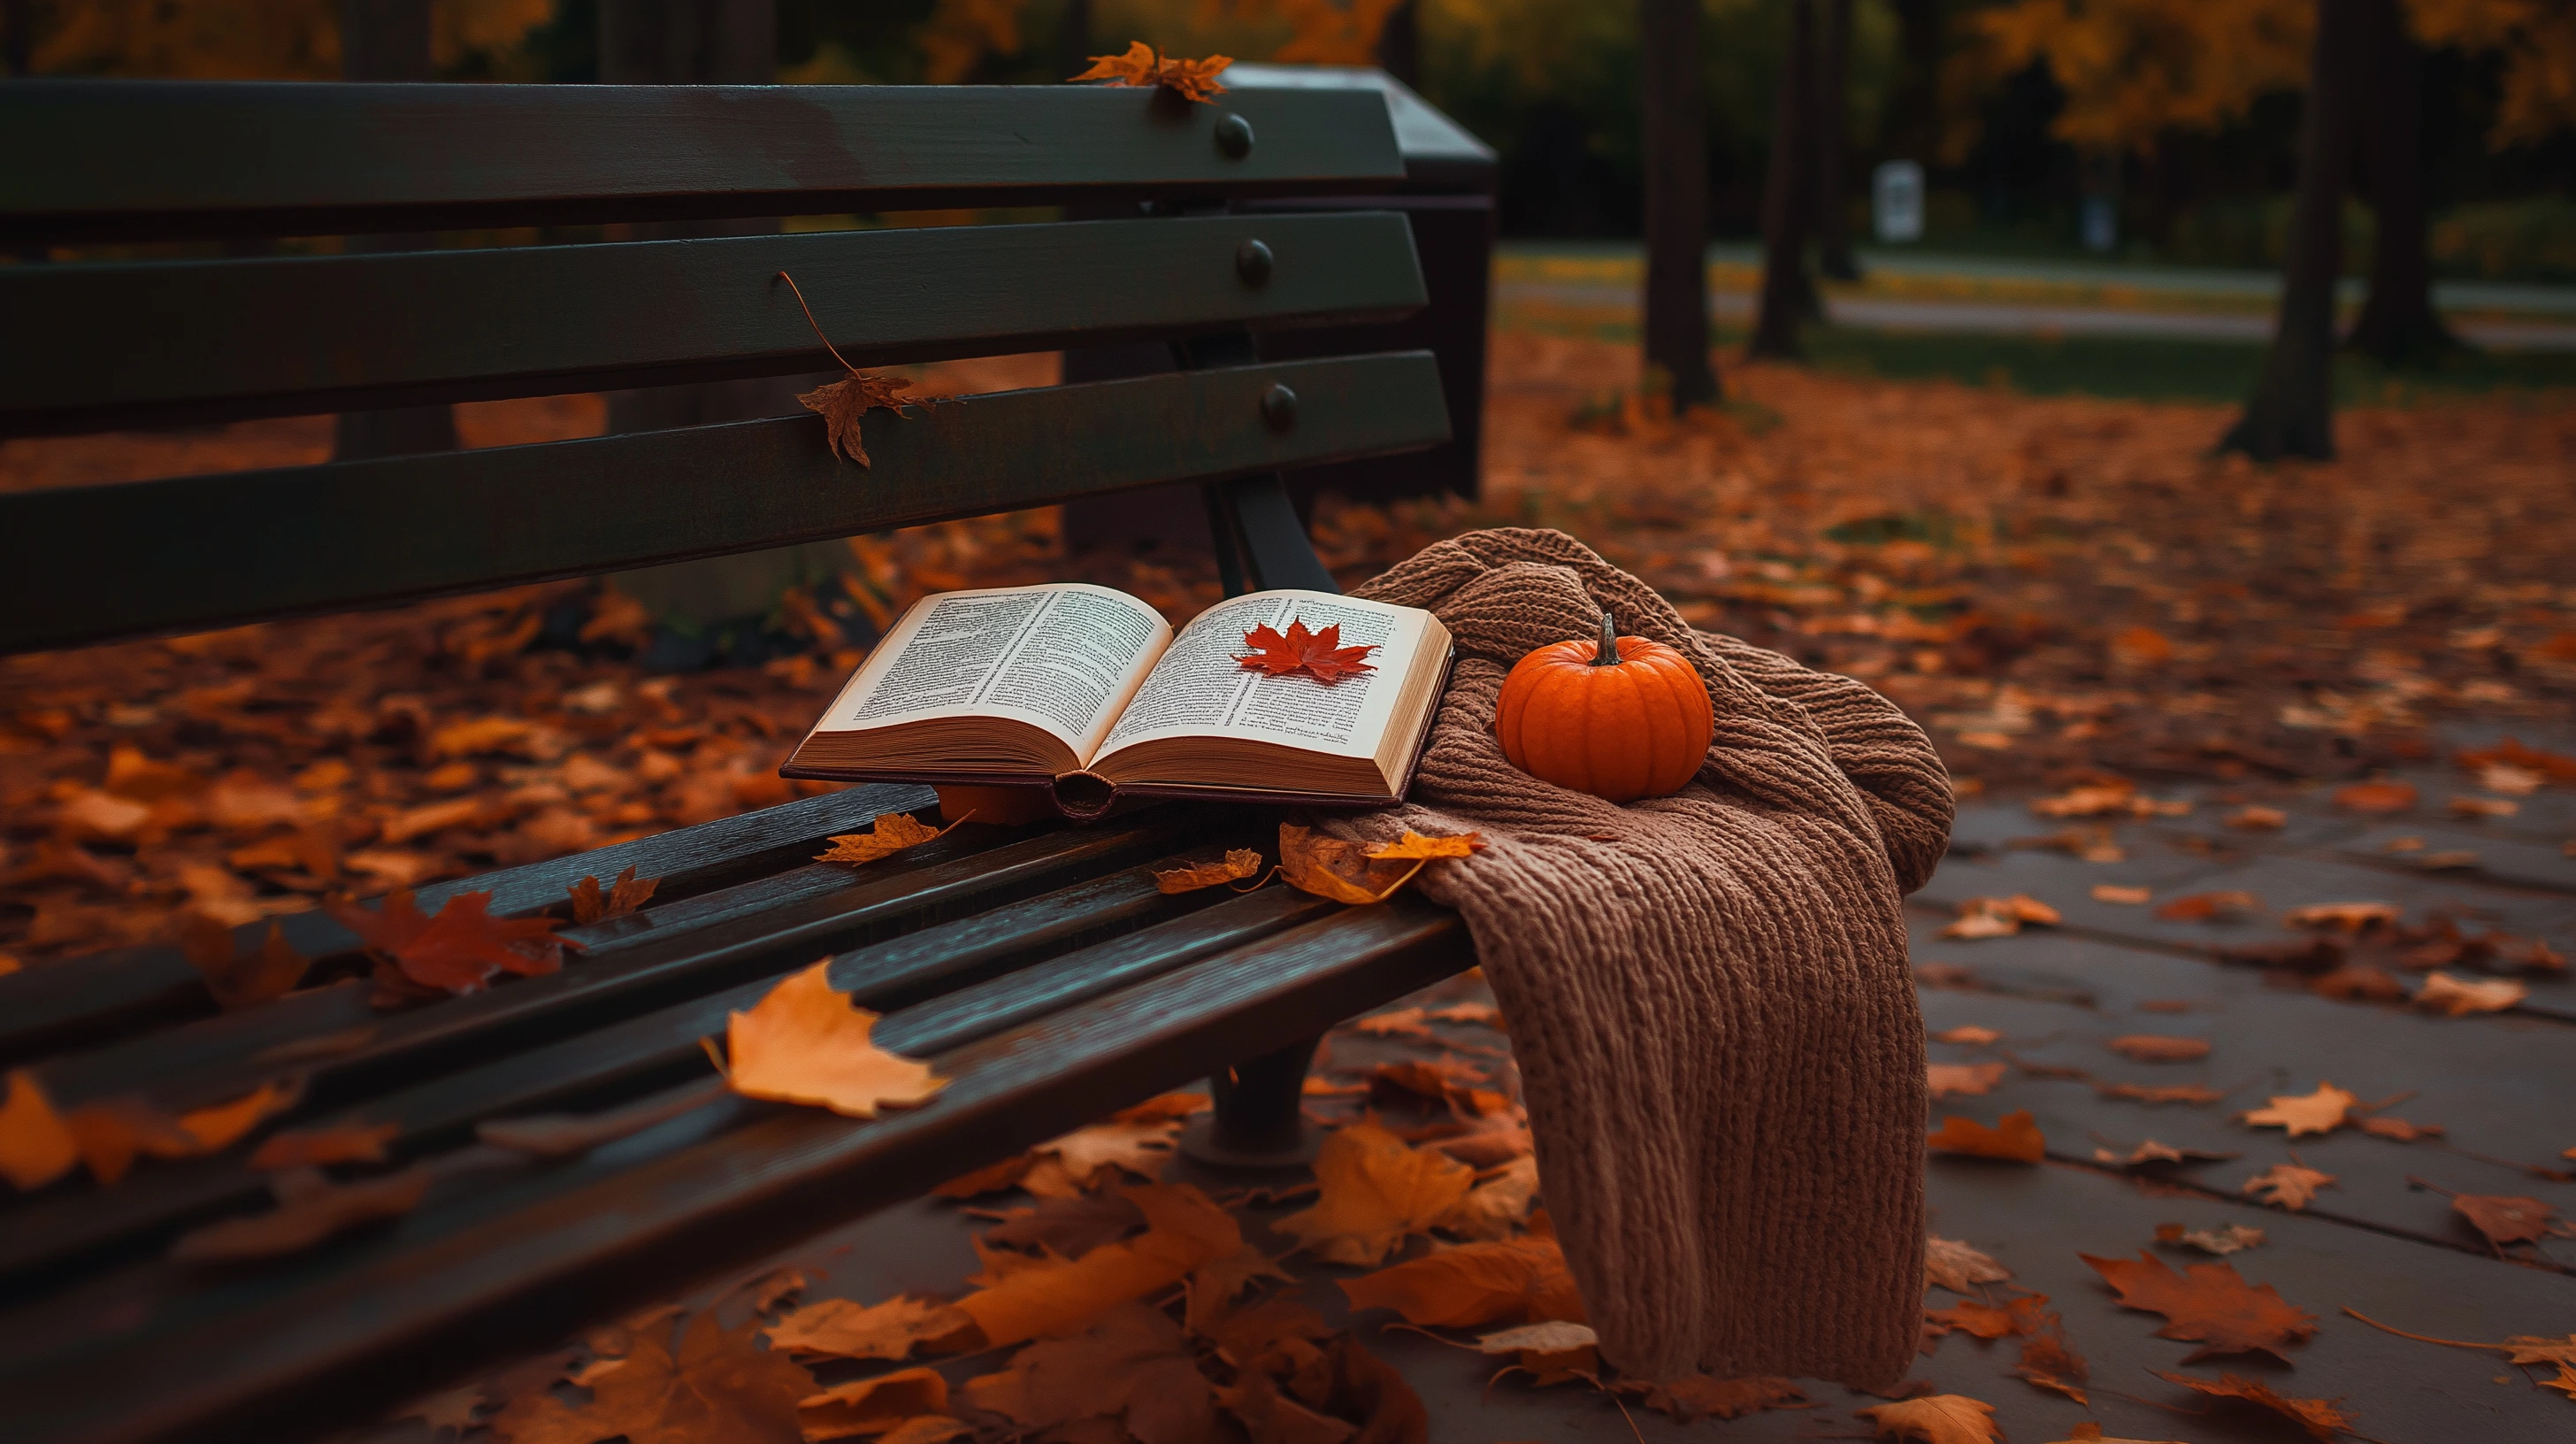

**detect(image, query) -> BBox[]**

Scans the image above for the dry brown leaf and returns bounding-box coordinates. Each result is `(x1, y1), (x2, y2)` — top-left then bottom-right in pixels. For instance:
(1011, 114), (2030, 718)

(815, 812), (955, 866)
(2414, 970), (2527, 1015)
(2097, 1080), (2229, 1104)
(2082, 1250), (2317, 1363)
(2284, 901), (2400, 931)
(1363, 830), (1486, 860)
(984, 1191), (1146, 1261)
(1338, 1223), (1583, 1327)
(871, 1419), (971, 1444)
(797, 370), (916, 469)
(1022, 1117), (1179, 1194)
(797, 1367), (949, 1440)
(0, 1068), (79, 1191)
(2013, 1321), (2090, 1403)
(1628, 1374), (1810, 1421)
(2357, 1115), (2444, 1141)
(2242, 1162), (2338, 1210)
(171, 1165), (433, 1262)
(2153, 1371), (2357, 1441)
(1275, 1116), (1475, 1265)
(1859, 1392), (2004, 1443)
(1931, 1025), (2002, 1046)
(177, 917), (311, 1010)
(2226, 805), (2288, 830)
(1927, 1062), (2006, 1098)
(2090, 884), (2151, 904)
(1218, 1366), (1354, 1444)
(2450, 1191), (2564, 1249)
(2092, 1139), (2239, 1170)
(724, 961), (946, 1118)
(1925, 1293), (2051, 1340)
(172, 1077), (302, 1152)
(1153, 849), (1264, 895)
(765, 1294), (970, 1362)
(1277, 824), (1426, 906)
(2239, 1081), (2357, 1136)
(1925, 1236), (2012, 1293)
(2334, 780), (2419, 813)
(2159, 1222), (2267, 1255)
(952, 1183), (1240, 1349)
(2106, 1034), (2210, 1063)
(962, 1302), (1214, 1444)
(2154, 889), (2261, 921)
(1434, 1152), (1540, 1240)
(1941, 894), (2059, 939)
(1184, 1244), (1298, 1333)
(327, 888), (578, 995)
(1927, 1110), (2045, 1163)
(568, 864), (658, 925)
(1070, 39), (1232, 102)
(249, 1120), (397, 1170)
(494, 1310), (813, 1444)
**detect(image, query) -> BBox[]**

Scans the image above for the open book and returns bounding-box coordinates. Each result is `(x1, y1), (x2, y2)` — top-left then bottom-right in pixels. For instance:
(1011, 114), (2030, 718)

(781, 583), (1455, 818)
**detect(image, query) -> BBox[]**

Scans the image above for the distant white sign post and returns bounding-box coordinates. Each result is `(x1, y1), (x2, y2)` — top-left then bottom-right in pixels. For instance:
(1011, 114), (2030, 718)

(1873, 160), (1924, 244)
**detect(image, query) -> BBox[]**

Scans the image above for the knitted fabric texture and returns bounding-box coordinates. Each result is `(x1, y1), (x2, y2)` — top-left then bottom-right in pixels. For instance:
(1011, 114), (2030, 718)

(1329, 527), (1951, 1387)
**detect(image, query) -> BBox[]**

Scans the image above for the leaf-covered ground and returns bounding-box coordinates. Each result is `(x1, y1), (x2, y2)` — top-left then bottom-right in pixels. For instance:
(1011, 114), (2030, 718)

(4, 334), (2572, 968)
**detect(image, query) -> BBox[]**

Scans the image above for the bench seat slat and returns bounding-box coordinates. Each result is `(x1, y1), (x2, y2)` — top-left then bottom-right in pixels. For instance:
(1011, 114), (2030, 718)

(0, 352), (1449, 657)
(3, 82), (1404, 244)
(0, 899), (1469, 1444)
(0, 781), (936, 1070)
(1, 213), (1428, 437)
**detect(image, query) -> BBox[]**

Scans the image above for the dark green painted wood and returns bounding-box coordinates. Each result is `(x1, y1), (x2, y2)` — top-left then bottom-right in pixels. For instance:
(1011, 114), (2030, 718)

(0, 352), (1448, 656)
(1, 214), (1428, 437)
(1, 82), (1404, 243)
(0, 900), (1468, 1444)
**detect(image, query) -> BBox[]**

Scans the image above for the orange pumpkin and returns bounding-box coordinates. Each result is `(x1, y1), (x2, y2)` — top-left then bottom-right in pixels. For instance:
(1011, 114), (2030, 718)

(1495, 610), (1713, 802)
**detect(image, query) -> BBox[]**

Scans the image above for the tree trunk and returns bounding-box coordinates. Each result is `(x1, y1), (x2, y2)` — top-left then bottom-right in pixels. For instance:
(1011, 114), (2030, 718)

(2348, 0), (2457, 363)
(1639, 0), (1719, 407)
(333, 0), (460, 463)
(1752, 0), (1818, 359)
(1376, 1), (1421, 89)
(1815, 0), (1860, 280)
(1056, 0), (1092, 81)
(2221, 0), (2363, 462)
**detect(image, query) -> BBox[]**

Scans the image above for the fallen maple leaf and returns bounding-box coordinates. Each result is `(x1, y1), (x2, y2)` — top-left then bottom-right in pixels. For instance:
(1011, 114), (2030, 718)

(2158, 1221), (2266, 1255)
(1627, 1374), (1810, 1421)
(494, 1309), (814, 1444)
(1183, 1244), (1297, 1333)
(2334, 780), (2418, 813)
(799, 1366), (950, 1440)
(2357, 1115), (2444, 1141)
(962, 1302), (1215, 1442)
(2448, 1190), (2564, 1249)
(568, 864), (658, 925)
(1364, 830), (1486, 860)
(2091, 884), (2151, 904)
(1276, 1116), (1475, 1264)
(1859, 1392), (2003, 1443)
(1932, 1025), (2002, 1046)
(815, 811), (958, 865)
(2153, 1371), (2357, 1441)
(2155, 889), (2261, 922)
(1472, 1319), (1599, 1384)
(2239, 1081), (2357, 1136)
(766, 1294), (970, 1362)
(2013, 1319), (2089, 1403)
(1927, 1062), (2006, 1099)
(2093, 1139), (2239, 1171)
(952, 1183), (1240, 1349)
(1216, 1366), (1353, 1442)
(327, 889), (578, 995)
(1070, 39), (1232, 102)
(1927, 1110), (2045, 1163)
(1925, 1293), (2051, 1340)
(723, 961), (946, 1118)
(2097, 1080), (2229, 1104)
(1339, 1222), (1583, 1327)
(1237, 618), (1379, 685)
(2414, 970), (2527, 1015)
(2284, 901), (2400, 931)
(2106, 1034), (2210, 1063)
(1941, 894), (2059, 939)
(2082, 1250), (2317, 1363)
(1277, 824), (1428, 906)
(2242, 1162), (2338, 1210)
(174, 1076), (303, 1152)
(1436, 1152), (1540, 1240)
(1925, 1236), (2012, 1292)
(176, 916), (310, 1010)
(1153, 849), (1264, 894)
(171, 1164), (433, 1261)
(1018, 1115), (1179, 1195)
(248, 1120), (398, 1170)
(0, 1068), (79, 1191)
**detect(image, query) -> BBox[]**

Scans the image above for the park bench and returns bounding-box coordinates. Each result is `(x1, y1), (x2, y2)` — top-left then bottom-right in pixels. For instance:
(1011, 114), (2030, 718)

(0, 78), (1474, 1444)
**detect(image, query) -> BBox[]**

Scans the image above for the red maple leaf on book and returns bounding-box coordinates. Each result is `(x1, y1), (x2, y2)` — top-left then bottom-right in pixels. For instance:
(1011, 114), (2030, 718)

(1237, 619), (1378, 685)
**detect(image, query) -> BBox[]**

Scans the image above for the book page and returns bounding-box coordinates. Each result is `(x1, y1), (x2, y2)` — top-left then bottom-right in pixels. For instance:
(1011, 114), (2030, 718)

(1093, 589), (1426, 763)
(814, 583), (1172, 761)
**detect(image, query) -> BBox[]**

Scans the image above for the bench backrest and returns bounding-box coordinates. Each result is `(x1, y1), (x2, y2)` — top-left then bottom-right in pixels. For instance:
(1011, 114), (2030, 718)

(0, 80), (1453, 655)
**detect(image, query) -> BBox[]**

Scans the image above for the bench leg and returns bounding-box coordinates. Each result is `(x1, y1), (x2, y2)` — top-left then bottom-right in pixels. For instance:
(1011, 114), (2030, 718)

(1179, 1034), (1323, 1167)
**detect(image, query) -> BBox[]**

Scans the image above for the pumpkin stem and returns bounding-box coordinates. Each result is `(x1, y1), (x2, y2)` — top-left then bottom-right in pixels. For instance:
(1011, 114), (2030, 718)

(1590, 609), (1621, 666)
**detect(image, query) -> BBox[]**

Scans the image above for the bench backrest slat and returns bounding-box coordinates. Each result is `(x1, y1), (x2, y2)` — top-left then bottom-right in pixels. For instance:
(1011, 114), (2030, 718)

(0, 352), (1448, 656)
(1, 213), (1427, 436)
(2, 82), (1404, 242)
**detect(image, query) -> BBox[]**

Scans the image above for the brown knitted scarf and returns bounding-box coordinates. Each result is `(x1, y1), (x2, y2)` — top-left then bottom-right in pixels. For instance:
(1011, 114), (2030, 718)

(1328, 527), (1951, 1389)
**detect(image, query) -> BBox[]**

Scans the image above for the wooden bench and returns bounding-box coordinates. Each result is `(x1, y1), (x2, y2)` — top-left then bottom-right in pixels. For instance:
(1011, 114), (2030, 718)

(0, 78), (1475, 1444)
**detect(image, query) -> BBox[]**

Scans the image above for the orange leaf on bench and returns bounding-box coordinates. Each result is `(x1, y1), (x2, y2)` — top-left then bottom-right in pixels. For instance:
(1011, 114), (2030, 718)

(1070, 40), (1232, 103)
(724, 962), (946, 1118)
(326, 889), (579, 995)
